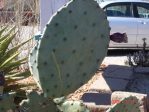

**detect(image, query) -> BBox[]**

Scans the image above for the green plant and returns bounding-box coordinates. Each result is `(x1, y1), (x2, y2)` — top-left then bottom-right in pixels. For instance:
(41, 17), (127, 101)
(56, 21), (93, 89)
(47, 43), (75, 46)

(0, 92), (16, 112)
(0, 0), (110, 111)
(20, 91), (58, 112)
(29, 0), (110, 98)
(57, 100), (90, 112)
(0, 26), (32, 92)
(20, 91), (90, 112)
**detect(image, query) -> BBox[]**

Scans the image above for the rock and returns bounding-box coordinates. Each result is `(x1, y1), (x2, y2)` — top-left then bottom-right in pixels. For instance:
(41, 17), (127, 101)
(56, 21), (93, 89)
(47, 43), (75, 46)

(89, 74), (129, 92)
(103, 65), (133, 80)
(81, 92), (111, 105)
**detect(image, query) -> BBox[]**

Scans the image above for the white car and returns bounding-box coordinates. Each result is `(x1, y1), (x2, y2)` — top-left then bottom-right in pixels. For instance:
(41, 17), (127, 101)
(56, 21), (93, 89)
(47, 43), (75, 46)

(99, 0), (149, 48)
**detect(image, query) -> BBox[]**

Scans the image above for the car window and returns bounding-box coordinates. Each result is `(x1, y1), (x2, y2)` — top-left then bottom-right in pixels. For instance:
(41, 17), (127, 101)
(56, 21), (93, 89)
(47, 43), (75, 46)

(104, 3), (132, 17)
(134, 3), (149, 19)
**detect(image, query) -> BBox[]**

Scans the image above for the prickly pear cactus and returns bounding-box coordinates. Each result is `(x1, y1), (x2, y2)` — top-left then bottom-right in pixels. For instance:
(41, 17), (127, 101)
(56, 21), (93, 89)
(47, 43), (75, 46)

(0, 93), (16, 112)
(106, 96), (140, 112)
(29, 0), (110, 98)
(29, 34), (42, 87)
(20, 91), (58, 112)
(29, 44), (41, 88)
(57, 100), (90, 112)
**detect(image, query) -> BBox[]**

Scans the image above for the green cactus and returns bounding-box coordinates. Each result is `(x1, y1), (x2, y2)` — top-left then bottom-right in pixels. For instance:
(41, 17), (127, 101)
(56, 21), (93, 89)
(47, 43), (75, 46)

(57, 100), (90, 112)
(107, 96), (140, 112)
(20, 91), (58, 112)
(53, 96), (66, 104)
(28, 44), (41, 88)
(29, 0), (110, 98)
(28, 34), (42, 85)
(19, 92), (90, 112)
(0, 92), (16, 112)
(54, 97), (90, 112)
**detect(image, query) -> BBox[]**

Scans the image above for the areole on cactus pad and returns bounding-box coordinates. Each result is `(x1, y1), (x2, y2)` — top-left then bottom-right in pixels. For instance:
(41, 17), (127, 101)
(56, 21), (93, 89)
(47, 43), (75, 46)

(29, 0), (110, 98)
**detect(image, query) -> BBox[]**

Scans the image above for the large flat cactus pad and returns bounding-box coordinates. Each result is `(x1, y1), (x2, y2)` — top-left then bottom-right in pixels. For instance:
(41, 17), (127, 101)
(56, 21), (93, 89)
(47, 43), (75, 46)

(29, 0), (110, 98)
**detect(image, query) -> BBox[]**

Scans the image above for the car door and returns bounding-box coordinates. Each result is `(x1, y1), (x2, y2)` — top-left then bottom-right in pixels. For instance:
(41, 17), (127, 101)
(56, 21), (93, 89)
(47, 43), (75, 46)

(133, 2), (149, 47)
(103, 2), (138, 48)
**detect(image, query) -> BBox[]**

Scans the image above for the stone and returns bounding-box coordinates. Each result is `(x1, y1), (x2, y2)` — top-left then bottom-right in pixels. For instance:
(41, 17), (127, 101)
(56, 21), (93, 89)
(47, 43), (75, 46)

(102, 56), (128, 66)
(89, 75), (129, 92)
(134, 67), (149, 74)
(81, 92), (111, 105)
(103, 65), (133, 80)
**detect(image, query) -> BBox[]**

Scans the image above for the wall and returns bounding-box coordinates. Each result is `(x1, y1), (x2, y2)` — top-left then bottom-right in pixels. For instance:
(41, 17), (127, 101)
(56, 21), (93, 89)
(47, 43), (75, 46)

(40, 0), (69, 32)
(39, 0), (113, 32)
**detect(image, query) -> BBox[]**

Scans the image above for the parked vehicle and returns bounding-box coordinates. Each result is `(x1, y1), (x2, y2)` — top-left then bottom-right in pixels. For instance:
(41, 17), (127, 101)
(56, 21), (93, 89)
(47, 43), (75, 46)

(100, 0), (149, 48)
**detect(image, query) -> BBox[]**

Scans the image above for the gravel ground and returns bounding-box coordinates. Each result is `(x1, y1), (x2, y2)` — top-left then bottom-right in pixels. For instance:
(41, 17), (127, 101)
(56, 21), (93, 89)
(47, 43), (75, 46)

(67, 71), (103, 100)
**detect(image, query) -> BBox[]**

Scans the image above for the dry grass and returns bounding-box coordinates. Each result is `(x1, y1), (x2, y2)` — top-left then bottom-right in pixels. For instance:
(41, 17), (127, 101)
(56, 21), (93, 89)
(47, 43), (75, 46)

(0, 0), (40, 71)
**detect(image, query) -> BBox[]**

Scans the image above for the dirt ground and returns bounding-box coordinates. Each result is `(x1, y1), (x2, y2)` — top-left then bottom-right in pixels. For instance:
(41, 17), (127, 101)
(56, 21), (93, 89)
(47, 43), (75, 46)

(17, 64), (106, 101)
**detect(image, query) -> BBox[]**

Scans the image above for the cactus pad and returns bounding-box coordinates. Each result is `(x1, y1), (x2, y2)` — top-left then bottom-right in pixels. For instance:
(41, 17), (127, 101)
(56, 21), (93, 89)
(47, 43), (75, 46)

(20, 91), (58, 112)
(0, 93), (16, 112)
(29, 0), (110, 98)
(107, 96), (140, 112)
(29, 44), (41, 88)
(57, 100), (90, 112)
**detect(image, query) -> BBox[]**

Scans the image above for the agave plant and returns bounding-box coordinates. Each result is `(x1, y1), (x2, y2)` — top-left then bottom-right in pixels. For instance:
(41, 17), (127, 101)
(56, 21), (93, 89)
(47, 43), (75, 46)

(0, 26), (33, 93)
